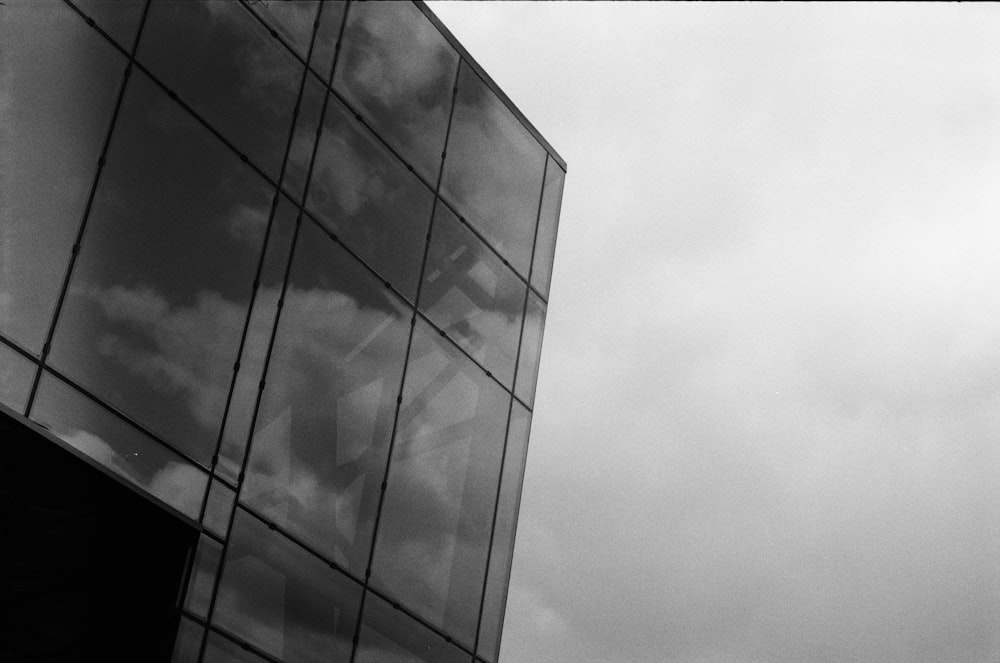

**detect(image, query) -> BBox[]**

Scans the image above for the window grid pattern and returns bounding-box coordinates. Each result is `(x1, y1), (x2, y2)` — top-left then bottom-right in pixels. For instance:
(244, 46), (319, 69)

(2, 1), (566, 661)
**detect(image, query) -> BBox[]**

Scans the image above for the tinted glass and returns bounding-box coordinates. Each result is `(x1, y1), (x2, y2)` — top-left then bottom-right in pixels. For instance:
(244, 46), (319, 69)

(203, 631), (272, 663)
(185, 534), (223, 619)
(214, 509), (361, 663)
(514, 291), (546, 407)
(172, 616), (205, 663)
(215, 197), (298, 483)
(355, 592), (471, 663)
(0, 344), (36, 414)
(371, 319), (509, 648)
(0, 0), (124, 353)
(530, 157), (565, 298)
(139, 0), (301, 180)
(204, 479), (236, 537)
(246, 0), (319, 60)
(284, 72), (327, 204)
(334, 1), (458, 184)
(477, 402), (531, 662)
(420, 204), (527, 388)
(242, 218), (410, 575)
(71, 0), (145, 49)
(309, 1), (346, 83)
(30, 372), (209, 519)
(307, 94), (435, 302)
(47, 71), (271, 468)
(440, 64), (547, 277)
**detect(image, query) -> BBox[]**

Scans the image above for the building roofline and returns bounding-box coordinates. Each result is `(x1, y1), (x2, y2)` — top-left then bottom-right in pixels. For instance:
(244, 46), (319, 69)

(413, 0), (568, 172)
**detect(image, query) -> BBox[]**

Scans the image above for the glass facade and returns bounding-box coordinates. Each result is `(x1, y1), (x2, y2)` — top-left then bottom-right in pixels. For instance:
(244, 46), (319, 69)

(0, 1), (565, 662)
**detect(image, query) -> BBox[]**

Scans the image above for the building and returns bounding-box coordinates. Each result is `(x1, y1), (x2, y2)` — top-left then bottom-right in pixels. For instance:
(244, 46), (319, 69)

(0, 1), (565, 661)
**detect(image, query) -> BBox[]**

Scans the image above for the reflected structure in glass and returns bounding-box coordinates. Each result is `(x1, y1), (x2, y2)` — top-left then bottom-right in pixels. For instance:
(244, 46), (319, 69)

(172, 616), (205, 663)
(30, 372), (209, 520)
(514, 291), (546, 407)
(0, 0), (124, 353)
(138, 0), (301, 180)
(283, 72), (327, 204)
(477, 402), (531, 662)
(371, 319), (509, 649)
(420, 204), (526, 388)
(48, 70), (272, 468)
(185, 534), (224, 619)
(213, 509), (361, 663)
(307, 93), (435, 302)
(531, 157), (566, 299)
(204, 480), (237, 538)
(203, 630), (272, 663)
(241, 218), (410, 576)
(245, 0), (319, 61)
(0, 344), (36, 414)
(334, 0), (458, 184)
(440, 63), (547, 277)
(308, 1), (346, 84)
(354, 592), (470, 663)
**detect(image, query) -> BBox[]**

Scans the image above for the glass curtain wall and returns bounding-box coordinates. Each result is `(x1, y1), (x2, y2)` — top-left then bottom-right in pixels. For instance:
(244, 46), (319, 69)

(0, 1), (566, 662)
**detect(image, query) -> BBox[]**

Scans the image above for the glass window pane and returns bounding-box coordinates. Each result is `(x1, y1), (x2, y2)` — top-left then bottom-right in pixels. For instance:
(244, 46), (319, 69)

(47, 70), (272, 468)
(242, 219), (410, 576)
(214, 508), (361, 663)
(477, 402), (531, 662)
(71, 0), (145, 49)
(420, 204), (526, 388)
(371, 319), (509, 649)
(30, 371), (209, 519)
(203, 630), (272, 663)
(309, 1), (346, 83)
(355, 592), (470, 663)
(334, 1), (458, 184)
(204, 480), (236, 538)
(307, 94), (435, 302)
(184, 534), (223, 619)
(138, 0), (302, 180)
(514, 292), (546, 407)
(216, 196), (298, 483)
(440, 64), (547, 278)
(0, 343), (36, 414)
(172, 616), (205, 663)
(530, 157), (565, 299)
(247, 0), (319, 60)
(0, 0), (124, 353)
(283, 71), (327, 204)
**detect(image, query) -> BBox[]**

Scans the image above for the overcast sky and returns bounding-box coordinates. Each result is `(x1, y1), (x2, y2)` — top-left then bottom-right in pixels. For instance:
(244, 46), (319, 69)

(427, 4), (1000, 662)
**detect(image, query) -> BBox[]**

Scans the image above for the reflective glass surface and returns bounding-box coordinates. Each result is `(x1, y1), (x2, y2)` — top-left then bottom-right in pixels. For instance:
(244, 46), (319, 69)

(530, 157), (565, 299)
(0, 344), (36, 414)
(308, 2), (346, 83)
(185, 534), (224, 619)
(477, 402), (531, 662)
(0, 0), (124, 353)
(284, 72), (327, 204)
(215, 196), (298, 483)
(172, 616), (205, 663)
(334, 1), (458, 184)
(307, 94), (435, 302)
(30, 372), (209, 519)
(354, 592), (471, 663)
(440, 64), (547, 277)
(70, 0), (145, 50)
(138, 0), (301, 180)
(514, 291), (546, 407)
(203, 631), (272, 663)
(204, 480), (237, 538)
(371, 319), (509, 648)
(242, 218), (410, 575)
(421, 204), (527, 388)
(214, 508), (361, 663)
(48, 71), (272, 468)
(247, 0), (319, 61)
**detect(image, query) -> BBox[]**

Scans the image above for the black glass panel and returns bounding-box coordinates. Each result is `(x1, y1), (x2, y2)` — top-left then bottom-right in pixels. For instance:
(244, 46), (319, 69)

(440, 64), (547, 278)
(283, 71), (327, 204)
(214, 508), (361, 663)
(216, 196), (298, 483)
(530, 157), (565, 299)
(247, 0), (319, 60)
(242, 218), (410, 575)
(30, 371), (209, 520)
(371, 319), (509, 649)
(420, 204), (526, 388)
(0, 0), (124, 353)
(47, 70), (272, 468)
(203, 630), (272, 663)
(184, 534), (223, 619)
(309, 1), (346, 83)
(514, 291), (546, 407)
(0, 344), (36, 414)
(172, 616), (205, 663)
(477, 402), (531, 662)
(71, 0), (145, 49)
(355, 592), (471, 663)
(334, 0), (458, 183)
(138, 0), (302, 180)
(204, 480), (236, 537)
(307, 94), (435, 302)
